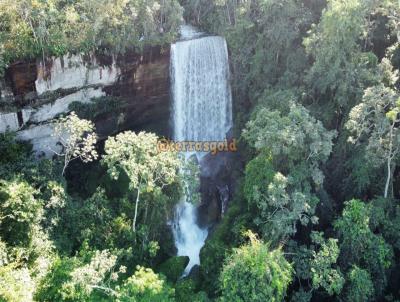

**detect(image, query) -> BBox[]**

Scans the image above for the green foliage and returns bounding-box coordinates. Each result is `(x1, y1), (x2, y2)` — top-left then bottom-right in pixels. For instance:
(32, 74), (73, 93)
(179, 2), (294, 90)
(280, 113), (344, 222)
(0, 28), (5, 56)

(243, 153), (275, 206)
(335, 200), (389, 265)
(334, 200), (372, 262)
(290, 288), (312, 302)
(118, 266), (175, 302)
(199, 187), (253, 297)
(63, 249), (124, 300)
(0, 0), (183, 75)
(0, 180), (42, 246)
(69, 96), (124, 121)
(157, 256), (189, 283)
(309, 232), (344, 296)
(242, 102), (335, 243)
(53, 112), (98, 175)
(36, 249), (126, 301)
(243, 102), (336, 180)
(175, 279), (209, 302)
(346, 64), (400, 197)
(304, 0), (381, 123)
(254, 88), (299, 113)
(35, 257), (81, 302)
(334, 199), (393, 297)
(0, 264), (35, 302)
(103, 131), (180, 191)
(344, 266), (375, 302)
(54, 185), (175, 269)
(340, 144), (383, 200)
(0, 132), (31, 165)
(102, 131), (181, 231)
(370, 197), (400, 251)
(227, 0), (310, 92)
(219, 232), (292, 302)
(37, 258), (175, 302)
(288, 232), (344, 299)
(53, 188), (116, 253)
(256, 171), (320, 244)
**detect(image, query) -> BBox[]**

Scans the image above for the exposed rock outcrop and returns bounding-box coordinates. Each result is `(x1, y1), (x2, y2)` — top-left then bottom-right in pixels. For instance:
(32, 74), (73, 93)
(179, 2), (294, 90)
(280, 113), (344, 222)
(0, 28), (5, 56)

(0, 46), (171, 156)
(198, 150), (236, 227)
(35, 54), (120, 95)
(106, 46), (171, 137)
(0, 112), (19, 132)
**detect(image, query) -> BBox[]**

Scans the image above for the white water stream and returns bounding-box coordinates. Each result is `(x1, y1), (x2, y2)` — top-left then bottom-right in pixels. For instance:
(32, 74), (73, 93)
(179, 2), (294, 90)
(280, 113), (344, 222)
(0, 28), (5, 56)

(171, 25), (232, 274)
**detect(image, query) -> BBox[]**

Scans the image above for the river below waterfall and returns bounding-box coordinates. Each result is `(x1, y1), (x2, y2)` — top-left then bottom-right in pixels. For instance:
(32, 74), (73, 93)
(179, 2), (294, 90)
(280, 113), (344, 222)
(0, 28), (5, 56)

(171, 25), (233, 274)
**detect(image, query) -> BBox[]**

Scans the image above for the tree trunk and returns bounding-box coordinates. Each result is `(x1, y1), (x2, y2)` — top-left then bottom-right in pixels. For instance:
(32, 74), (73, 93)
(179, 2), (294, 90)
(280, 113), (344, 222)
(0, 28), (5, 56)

(384, 156), (391, 198)
(391, 163), (395, 198)
(385, 124), (396, 198)
(144, 201), (149, 224)
(62, 155), (69, 176)
(132, 189), (140, 232)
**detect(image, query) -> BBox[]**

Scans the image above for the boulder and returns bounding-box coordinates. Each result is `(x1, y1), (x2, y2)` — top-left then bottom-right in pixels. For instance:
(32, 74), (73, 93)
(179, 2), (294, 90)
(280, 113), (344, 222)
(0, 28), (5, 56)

(157, 255), (189, 283)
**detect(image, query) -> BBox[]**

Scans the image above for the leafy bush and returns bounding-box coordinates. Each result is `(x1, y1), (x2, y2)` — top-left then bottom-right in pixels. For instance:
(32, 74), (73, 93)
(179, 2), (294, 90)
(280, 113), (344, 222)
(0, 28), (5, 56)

(219, 232), (293, 302)
(334, 200), (393, 298)
(0, 264), (35, 302)
(69, 96), (124, 121)
(175, 279), (209, 302)
(0, 132), (31, 165)
(35, 257), (82, 302)
(0, 180), (42, 246)
(118, 266), (175, 302)
(199, 189), (252, 297)
(157, 256), (189, 283)
(243, 153), (275, 206)
(344, 266), (375, 302)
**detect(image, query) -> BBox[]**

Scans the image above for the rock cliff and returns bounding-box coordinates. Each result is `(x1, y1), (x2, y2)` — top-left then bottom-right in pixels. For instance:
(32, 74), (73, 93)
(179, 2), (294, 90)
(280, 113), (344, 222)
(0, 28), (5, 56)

(0, 46), (171, 156)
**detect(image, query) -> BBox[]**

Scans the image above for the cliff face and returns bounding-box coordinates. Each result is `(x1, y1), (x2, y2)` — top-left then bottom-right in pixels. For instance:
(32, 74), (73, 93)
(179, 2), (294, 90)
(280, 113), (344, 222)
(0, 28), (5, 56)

(0, 46), (171, 156)
(108, 46), (171, 137)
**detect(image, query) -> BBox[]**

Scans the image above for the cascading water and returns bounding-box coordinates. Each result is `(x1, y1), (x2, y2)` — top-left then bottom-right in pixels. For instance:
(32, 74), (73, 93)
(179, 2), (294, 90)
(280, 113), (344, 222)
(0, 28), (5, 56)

(171, 26), (232, 146)
(171, 25), (233, 274)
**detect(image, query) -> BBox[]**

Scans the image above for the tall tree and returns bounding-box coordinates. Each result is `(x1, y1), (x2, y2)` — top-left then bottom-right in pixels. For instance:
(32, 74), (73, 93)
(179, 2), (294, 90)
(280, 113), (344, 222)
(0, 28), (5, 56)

(304, 0), (382, 125)
(243, 102), (336, 182)
(346, 61), (400, 198)
(334, 200), (393, 296)
(102, 131), (180, 231)
(219, 231), (293, 302)
(52, 112), (98, 176)
(243, 102), (336, 243)
(289, 232), (344, 300)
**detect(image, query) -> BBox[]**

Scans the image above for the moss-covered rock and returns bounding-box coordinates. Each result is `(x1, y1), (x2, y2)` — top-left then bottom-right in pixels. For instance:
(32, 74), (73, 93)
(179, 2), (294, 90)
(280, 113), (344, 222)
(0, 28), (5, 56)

(175, 278), (196, 302)
(157, 256), (189, 283)
(187, 264), (201, 287)
(175, 278), (210, 302)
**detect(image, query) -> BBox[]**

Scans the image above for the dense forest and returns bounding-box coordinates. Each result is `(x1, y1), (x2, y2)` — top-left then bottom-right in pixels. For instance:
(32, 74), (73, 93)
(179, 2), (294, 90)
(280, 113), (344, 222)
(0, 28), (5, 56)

(0, 0), (400, 301)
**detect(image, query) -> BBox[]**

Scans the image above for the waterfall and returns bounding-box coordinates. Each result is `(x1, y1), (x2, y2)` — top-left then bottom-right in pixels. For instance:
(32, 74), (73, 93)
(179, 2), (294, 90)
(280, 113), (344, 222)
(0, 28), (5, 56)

(171, 26), (232, 145)
(171, 25), (233, 274)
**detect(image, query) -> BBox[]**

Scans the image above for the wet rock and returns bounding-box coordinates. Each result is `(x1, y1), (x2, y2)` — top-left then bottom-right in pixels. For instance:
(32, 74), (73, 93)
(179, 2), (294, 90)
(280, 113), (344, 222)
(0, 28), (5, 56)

(187, 264), (201, 283)
(157, 255), (190, 283)
(6, 60), (37, 105)
(197, 151), (236, 227)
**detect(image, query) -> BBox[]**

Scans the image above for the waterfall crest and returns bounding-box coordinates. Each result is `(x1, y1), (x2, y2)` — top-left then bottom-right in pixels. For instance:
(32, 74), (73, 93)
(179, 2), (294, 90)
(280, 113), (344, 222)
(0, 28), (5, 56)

(171, 25), (233, 274)
(171, 27), (232, 145)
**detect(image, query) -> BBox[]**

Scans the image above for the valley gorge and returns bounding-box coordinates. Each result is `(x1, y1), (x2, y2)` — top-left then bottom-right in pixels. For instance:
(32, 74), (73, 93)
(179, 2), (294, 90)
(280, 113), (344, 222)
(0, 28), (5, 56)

(1, 1), (399, 301)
